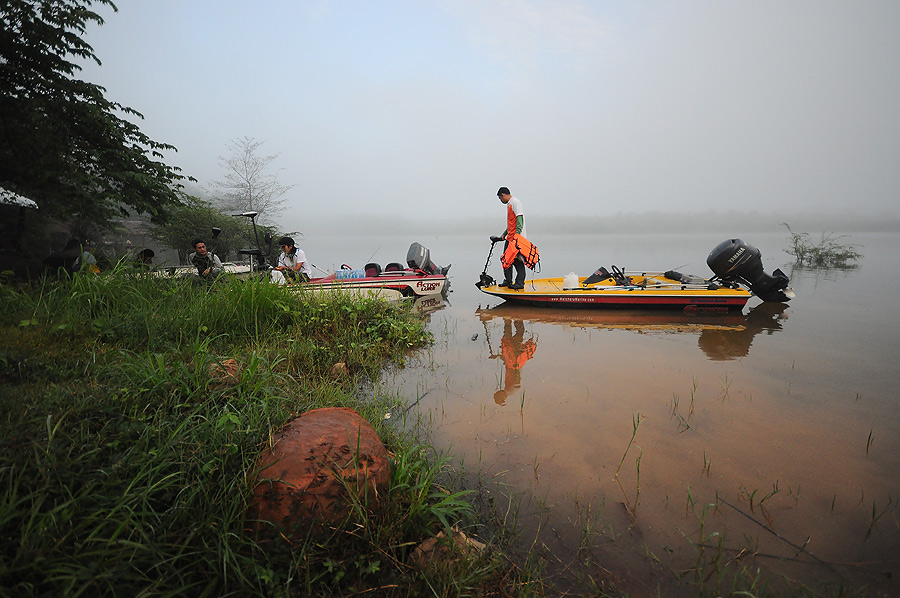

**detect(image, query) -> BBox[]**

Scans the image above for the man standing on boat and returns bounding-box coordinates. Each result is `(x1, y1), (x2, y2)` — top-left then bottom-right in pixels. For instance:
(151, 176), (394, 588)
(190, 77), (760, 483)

(490, 187), (539, 289)
(271, 236), (312, 284)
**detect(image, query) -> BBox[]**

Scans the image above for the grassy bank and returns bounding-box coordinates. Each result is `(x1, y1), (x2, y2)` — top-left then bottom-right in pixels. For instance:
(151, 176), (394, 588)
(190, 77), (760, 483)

(0, 269), (519, 597)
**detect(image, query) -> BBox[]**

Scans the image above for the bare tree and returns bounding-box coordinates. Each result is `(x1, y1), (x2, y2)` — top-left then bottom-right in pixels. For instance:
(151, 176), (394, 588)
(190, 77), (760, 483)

(212, 137), (292, 221)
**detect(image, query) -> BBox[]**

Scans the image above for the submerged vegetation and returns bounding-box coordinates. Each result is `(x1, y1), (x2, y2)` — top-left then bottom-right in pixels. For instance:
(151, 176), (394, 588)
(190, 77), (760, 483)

(0, 268), (518, 597)
(783, 223), (863, 268)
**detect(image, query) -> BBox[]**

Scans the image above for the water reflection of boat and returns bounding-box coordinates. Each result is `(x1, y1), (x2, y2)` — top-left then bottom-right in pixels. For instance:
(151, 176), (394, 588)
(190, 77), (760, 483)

(476, 302), (788, 361)
(295, 285), (449, 314)
(696, 302), (789, 360)
(411, 293), (448, 315)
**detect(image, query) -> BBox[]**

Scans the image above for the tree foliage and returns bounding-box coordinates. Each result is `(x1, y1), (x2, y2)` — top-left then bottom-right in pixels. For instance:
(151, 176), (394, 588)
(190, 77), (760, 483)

(147, 196), (264, 265)
(0, 0), (189, 229)
(212, 136), (292, 222)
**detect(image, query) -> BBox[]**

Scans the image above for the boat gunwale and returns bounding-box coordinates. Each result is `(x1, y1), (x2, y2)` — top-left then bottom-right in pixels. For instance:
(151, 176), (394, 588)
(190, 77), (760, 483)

(477, 273), (750, 310)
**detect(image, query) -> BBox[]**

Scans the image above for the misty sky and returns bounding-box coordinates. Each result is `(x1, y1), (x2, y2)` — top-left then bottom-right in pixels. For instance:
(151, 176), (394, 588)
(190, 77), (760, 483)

(77, 0), (900, 232)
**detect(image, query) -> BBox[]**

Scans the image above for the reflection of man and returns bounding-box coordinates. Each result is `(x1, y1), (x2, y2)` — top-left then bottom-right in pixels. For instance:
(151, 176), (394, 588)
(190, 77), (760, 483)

(490, 319), (537, 405)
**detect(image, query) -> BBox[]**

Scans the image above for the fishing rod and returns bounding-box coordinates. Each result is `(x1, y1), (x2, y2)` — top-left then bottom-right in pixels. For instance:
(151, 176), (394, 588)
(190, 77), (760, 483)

(309, 263), (331, 276)
(365, 244), (382, 265)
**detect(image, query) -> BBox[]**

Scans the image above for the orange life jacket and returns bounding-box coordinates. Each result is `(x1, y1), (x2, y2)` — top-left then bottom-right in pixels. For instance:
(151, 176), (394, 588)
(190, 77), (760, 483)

(501, 233), (540, 270)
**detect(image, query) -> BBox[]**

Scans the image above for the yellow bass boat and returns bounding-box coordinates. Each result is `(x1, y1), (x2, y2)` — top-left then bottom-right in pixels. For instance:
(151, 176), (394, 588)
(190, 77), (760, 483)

(476, 239), (794, 311)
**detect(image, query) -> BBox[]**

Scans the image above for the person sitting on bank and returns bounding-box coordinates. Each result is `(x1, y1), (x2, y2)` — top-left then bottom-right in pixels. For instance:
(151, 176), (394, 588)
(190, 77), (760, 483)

(44, 238), (98, 274)
(189, 238), (223, 280)
(137, 248), (155, 266)
(270, 236), (311, 285)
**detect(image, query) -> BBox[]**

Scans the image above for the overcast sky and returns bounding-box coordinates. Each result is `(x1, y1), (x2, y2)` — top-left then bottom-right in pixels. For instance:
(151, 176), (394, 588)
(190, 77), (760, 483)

(78, 0), (900, 232)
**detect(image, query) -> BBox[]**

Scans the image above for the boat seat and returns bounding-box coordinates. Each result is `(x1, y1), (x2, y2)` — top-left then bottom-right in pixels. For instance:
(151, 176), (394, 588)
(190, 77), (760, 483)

(364, 262), (382, 277)
(583, 267), (611, 285)
(384, 262), (405, 272)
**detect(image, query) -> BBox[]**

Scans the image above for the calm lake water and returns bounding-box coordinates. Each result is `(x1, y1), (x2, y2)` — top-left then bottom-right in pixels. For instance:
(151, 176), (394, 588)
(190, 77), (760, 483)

(305, 230), (900, 595)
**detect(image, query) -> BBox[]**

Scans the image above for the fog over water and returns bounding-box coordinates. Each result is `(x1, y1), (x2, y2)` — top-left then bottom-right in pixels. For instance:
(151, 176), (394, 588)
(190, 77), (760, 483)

(77, 1), (900, 232)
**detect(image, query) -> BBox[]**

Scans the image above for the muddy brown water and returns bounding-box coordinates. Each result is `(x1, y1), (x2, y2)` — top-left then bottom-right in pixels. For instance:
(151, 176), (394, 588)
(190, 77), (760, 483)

(306, 230), (900, 595)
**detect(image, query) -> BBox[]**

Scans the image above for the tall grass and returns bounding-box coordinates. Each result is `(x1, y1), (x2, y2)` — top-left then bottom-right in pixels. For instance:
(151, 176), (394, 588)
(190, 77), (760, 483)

(0, 267), (514, 596)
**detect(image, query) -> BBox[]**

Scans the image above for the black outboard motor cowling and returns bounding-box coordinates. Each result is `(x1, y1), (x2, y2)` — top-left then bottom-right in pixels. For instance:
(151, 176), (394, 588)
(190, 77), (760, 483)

(407, 242), (450, 276)
(707, 239), (792, 302)
(407, 242), (435, 273)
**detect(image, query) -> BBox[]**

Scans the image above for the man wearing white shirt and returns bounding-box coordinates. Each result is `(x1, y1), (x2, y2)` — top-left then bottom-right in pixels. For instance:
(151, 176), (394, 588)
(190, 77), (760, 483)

(271, 236), (312, 284)
(490, 187), (528, 289)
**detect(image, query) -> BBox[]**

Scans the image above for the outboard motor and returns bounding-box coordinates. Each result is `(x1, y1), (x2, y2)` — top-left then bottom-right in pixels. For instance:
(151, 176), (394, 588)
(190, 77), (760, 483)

(707, 239), (792, 302)
(407, 242), (450, 276)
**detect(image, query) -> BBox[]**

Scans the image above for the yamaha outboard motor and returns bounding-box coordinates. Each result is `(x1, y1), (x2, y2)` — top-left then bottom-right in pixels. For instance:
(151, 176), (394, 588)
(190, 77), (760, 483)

(407, 242), (450, 276)
(707, 239), (792, 302)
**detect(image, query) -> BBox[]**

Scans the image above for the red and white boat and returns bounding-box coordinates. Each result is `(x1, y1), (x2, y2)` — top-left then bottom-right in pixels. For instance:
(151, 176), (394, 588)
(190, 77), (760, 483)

(301, 242), (450, 299)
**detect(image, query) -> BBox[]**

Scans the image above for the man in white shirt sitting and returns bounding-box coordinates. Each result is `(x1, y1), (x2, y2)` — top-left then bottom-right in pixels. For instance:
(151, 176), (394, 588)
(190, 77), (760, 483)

(270, 236), (312, 285)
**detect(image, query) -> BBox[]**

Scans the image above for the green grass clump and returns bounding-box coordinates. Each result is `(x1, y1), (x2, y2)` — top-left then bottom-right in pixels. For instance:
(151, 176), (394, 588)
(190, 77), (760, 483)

(783, 223), (862, 268)
(0, 267), (515, 597)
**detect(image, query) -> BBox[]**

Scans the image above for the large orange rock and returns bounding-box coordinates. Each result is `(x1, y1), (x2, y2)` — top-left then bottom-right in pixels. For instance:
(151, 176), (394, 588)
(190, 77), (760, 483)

(250, 407), (390, 536)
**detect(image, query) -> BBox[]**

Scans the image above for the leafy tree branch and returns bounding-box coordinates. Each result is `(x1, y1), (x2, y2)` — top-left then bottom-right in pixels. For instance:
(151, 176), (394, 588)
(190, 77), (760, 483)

(0, 0), (189, 230)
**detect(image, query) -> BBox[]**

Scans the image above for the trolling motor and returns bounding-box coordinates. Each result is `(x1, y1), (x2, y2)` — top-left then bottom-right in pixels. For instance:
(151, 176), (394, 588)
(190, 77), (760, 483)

(475, 239), (500, 288)
(707, 239), (793, 302)
(233, 211), (273, 273)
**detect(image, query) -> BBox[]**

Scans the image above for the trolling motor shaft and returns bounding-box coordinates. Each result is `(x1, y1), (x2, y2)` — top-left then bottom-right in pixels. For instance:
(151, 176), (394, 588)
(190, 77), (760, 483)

(476, 239), (500, 288)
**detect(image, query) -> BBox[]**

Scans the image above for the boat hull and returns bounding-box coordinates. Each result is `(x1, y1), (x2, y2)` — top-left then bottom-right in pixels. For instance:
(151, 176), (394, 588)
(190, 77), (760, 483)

(478, 274), (750, 310)
(306, 271), (449, 298)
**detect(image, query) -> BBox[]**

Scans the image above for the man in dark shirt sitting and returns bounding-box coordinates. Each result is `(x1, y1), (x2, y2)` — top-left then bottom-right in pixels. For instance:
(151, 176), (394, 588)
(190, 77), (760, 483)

(189, 238), (223, 281)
